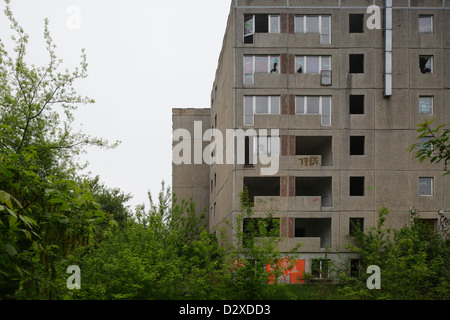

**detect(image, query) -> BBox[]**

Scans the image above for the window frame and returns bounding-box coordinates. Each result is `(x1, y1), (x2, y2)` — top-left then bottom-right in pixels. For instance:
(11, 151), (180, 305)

(419, 96), (433, 115)
(244, 55), (281, 85)
(419, 15), (433, 34)
(419, 177), (434, 197)
(244, 96), (281, 126)
(295, 55), (331, 74)
(295, 96), (332, 126)
(294, 15), (331, 44)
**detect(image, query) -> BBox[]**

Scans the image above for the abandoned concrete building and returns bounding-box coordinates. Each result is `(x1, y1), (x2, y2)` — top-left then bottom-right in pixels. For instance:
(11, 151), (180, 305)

(172, 0), (450, 282)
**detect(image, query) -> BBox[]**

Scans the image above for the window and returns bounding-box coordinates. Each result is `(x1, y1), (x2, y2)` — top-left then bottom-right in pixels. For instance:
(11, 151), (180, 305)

(243, 218), (280, 247)
(244, 55), (280, 85)
(349, 218), (364, 237)
(349, 54), (364, 73)
(311, 259), (331, 279)
(244, 14), (280, 44)
(419, 56), (433, 74)
(419, 177), (433, 196)
(418, 137), (433, 154)
(350, 136), (365, 155)
(350, 259), (362, 278)
(294, 15), (331, 44)
(295, 56), (331, 74)
(243, 177), (281, 203)
(245, 136), (280, 165)
(349, 14), (364, 33)
(419, 15), (433, 34)
(350, 177), (365, 196)
(295, 96), (332, 126)
(294, 218), (332, 248)
(419, 96), (433, 115)
(350, 95), (365, 114)
(244, 96), (280, 126)
(295, 177), (333, 208)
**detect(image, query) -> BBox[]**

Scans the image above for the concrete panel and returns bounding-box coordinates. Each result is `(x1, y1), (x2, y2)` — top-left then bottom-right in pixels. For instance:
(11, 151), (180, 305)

(410, 172), (445, 212)
(409, 10), (444, 49)
(340, 171), (375, 212)
(375, 130), (411, 171)
(375, 172), (410, 211)
(375, 89), (410, 130)
(392, 9), (410, 48)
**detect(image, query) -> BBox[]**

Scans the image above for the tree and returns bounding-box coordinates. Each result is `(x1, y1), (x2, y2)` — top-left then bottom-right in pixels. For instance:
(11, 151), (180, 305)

(0, 0), (118, 299)
(409, 119), (450, 175)
(339, 207), (450, 300)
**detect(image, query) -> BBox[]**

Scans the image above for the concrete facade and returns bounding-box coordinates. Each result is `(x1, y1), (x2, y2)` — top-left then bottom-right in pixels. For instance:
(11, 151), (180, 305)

(172, 0), (450, 279)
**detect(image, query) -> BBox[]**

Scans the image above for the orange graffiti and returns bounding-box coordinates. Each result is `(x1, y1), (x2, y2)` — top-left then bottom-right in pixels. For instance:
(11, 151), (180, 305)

(266, 258), (305, 284)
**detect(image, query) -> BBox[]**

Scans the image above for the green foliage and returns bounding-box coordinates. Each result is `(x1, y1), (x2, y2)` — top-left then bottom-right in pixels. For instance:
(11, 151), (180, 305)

(339, 207), (450, 300)
(0, 1), (120, 299)
(409, 119), (450, 175)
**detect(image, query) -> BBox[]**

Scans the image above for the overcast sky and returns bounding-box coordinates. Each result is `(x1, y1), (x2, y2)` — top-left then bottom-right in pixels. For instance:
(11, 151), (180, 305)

(0, 0), (231, 210)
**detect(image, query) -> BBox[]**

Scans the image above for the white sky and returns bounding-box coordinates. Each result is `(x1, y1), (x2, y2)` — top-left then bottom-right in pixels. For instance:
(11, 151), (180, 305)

(0, 0), (231, 211)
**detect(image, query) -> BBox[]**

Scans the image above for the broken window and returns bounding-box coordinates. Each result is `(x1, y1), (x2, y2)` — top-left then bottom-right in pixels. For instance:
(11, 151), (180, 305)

(244, 14), (280, 44)
(295, 218), (331, 248)
(311, 259), (331, 279)
(244, 55), (280, 85)
(295, 136), (333, 166)
(349, 218), (364, 237)
(295, 96), (332, 126)
(294, 15), (331, 44)
(350, 95), (365, 115)
(350, 136), (365, 155)
(295, 56), (331, 74)
(419, 15), (433, 34)
(349, 54), (364, 73)
(418, 218), (438, 233)
(295, 177), (333, 207)
(244, 96), (281, 126)
(419, 177), (433, 196)
(419, 56), (433, 74)
(349, 14), (364, 33)
(350, 177), (365, 196)
(243, 177), (281, 203)
(419, 96), (433, 115)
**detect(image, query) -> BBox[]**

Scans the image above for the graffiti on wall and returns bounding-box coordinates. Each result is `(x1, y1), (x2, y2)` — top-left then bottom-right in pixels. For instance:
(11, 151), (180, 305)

(298, 156), (319, 167)
(266, 258), (305, 284)
(438, 215), (450, 240)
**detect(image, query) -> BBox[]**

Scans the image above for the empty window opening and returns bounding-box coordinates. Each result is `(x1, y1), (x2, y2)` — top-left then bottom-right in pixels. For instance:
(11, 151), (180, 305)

(349, 54), (364, 73)
(419, 56), (433, 74)
(419, 177), (433, 196)
(311, 259), (332, 279)
(350, 95), (365, 114)
(350, 136), (365, 156)
(245, 136), (281, 165)
(243, 217), (280, 247)
(349, 14), (364, 33)
(295, 218), (331, 248)
(295, 136), (333, 166)
(350, 259), (362, 278)
(350, 177), (365, 196)
(295, 177), (333, 207)
(418, 219), (438, 233)
(349, 218), (364, 237)
(419, 15), (433, 34)
(244, 177), (281, 203)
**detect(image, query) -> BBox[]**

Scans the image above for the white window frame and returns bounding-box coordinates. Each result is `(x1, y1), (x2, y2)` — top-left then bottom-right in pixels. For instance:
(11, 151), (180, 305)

(244, 55), (280, 85)
(419, 177), (433, 197)
(244, 14), (281, 36)
(295, 56), (331, 74)
(295, 96), (332, 126)
(294, 15), (331, 44)
(244, 96), (281, 126)
(269, 15), (280, 33)
(419, 96), (433, 115)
